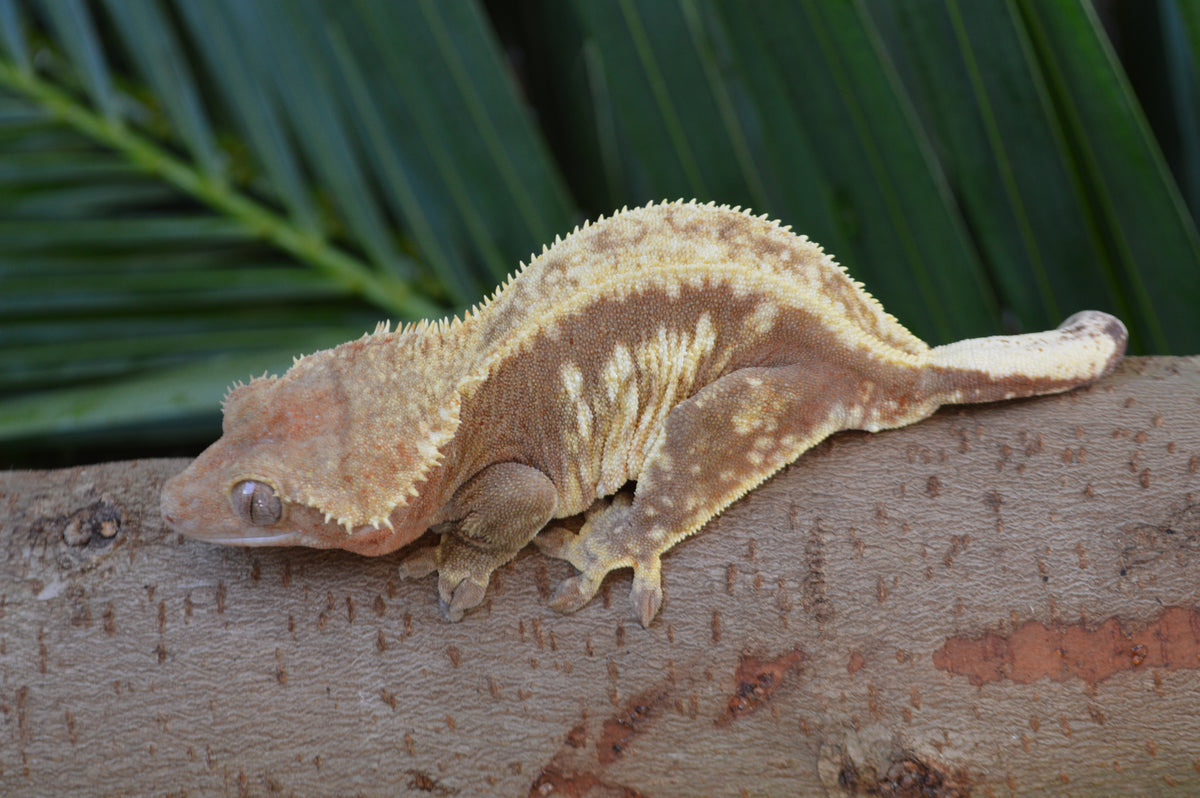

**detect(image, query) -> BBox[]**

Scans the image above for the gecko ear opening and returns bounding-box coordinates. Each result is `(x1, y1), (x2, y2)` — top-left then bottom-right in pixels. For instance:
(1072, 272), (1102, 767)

(231, 480), (283, 526)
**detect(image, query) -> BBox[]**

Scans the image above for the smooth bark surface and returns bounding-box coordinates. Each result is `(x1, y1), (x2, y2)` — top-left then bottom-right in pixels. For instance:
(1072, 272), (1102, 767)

(2, 357), (1198, 797)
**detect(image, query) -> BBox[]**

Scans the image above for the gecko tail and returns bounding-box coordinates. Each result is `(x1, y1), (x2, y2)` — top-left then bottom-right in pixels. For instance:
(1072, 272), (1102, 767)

(924, 310), (1127, 406)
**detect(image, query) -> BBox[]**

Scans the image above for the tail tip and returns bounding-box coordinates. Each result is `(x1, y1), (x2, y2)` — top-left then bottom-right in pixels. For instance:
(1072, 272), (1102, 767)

(1057, 310), (1127, 378)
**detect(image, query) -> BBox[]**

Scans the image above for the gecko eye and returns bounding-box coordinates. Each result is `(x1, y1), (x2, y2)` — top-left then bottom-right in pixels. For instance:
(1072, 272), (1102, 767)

(231, 480), (282, 526)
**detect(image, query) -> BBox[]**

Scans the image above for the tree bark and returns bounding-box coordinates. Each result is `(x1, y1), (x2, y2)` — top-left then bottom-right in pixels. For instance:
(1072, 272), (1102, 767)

(2, 356), (1198, 797)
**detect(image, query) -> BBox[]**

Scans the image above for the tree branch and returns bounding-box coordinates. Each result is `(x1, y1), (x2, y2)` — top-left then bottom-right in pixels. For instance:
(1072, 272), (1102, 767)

(3, 357), (1198, 796)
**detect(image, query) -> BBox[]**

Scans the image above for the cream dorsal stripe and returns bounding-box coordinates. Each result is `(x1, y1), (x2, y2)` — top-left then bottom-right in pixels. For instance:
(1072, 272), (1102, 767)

(161, 200), (1127, 627)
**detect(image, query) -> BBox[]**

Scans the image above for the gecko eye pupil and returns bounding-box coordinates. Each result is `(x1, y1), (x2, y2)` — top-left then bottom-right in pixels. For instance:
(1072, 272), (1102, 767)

(231, 480), (282, 526)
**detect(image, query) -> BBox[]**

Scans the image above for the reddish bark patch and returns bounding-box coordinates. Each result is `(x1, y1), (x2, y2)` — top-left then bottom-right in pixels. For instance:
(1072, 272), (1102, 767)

(718, 648), (806, 725)
(565, 722), (588, 749)
(596, 689), (669, 765)
(933, 606), (1200, 687)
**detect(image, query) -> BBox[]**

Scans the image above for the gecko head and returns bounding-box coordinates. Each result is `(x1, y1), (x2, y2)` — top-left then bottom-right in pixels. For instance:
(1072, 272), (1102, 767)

(161, 326), (467, 556)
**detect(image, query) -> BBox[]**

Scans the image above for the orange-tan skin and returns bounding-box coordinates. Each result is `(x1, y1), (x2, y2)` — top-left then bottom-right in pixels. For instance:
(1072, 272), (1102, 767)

(161, 201), (1128, 626)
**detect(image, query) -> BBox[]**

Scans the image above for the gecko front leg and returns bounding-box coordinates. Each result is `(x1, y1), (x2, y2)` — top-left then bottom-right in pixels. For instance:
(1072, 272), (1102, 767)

(400, 462), (557, 621)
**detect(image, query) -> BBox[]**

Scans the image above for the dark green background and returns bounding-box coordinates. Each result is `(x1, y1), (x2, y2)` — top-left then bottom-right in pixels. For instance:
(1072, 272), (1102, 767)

(1, 0), (1197, 467)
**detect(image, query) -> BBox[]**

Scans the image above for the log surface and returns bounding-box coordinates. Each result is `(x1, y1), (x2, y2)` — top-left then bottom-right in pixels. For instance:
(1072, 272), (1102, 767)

(2, 357), (1198, 797)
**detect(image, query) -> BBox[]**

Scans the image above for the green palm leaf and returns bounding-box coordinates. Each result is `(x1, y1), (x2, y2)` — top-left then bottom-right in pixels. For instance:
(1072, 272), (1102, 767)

(0, 0), (1196, 466)
(0, 0), (574, 460)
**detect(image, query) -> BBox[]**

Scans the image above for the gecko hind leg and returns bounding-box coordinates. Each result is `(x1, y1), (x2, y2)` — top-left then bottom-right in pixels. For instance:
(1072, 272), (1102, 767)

(545, 365), (849, 627)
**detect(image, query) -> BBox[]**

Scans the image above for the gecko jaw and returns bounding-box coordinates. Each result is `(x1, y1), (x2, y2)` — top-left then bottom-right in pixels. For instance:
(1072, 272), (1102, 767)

(220, 531), (301, 547)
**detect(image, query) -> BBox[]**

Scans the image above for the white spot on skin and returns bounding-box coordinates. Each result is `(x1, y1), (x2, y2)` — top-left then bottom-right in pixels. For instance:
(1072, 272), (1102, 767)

(732, 407), (778, 436)
(558, 363), (595, 481)
(731, 412), (756, 435)
(588, 343), (643, 495)
(625, 315), (721, 477)
(603, 345), (634, 403)
(745, 303), (778, 336)
(561, 362), (584, 397)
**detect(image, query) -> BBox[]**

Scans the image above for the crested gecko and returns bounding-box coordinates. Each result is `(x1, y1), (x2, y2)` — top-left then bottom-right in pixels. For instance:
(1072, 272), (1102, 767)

(161, 200), (1127, 626)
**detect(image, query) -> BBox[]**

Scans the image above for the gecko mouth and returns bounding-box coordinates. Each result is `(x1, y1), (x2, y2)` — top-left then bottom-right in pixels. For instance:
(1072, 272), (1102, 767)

(164, 516), (300, 547)
(162, 509), (298, 546)
(211, 531), (301, 547)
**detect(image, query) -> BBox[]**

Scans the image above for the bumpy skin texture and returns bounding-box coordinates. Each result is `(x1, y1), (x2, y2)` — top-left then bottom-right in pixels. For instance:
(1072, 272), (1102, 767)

(161, 201), (1128, 626)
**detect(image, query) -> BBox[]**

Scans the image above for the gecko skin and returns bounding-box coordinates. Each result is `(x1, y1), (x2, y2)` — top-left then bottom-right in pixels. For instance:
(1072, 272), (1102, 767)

(161, 201), (1127, 627)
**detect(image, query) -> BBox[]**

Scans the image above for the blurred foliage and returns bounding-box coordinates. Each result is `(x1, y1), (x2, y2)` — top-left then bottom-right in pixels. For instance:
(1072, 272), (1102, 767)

(0, 0), (1197, 467)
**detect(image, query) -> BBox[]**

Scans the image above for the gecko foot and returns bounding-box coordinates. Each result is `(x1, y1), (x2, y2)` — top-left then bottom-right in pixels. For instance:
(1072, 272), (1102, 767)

(535, 493), (633, 564)
(532, 525), (577, 562)
(433, 557), (496, 622)
(400, 533), (516, 622)
(537, 494), (642, 618)
(539, 526), (607, 613)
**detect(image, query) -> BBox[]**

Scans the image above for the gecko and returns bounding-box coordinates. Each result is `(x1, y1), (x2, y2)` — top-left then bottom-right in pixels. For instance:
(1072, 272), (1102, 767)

(161, 200), (1127, 627)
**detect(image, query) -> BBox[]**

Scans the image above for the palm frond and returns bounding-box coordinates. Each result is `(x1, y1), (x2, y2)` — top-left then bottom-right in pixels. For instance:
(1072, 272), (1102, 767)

(0, 0), (1196, 466)
(0, 0), (574, 459)
(551, 0), (1199, 349)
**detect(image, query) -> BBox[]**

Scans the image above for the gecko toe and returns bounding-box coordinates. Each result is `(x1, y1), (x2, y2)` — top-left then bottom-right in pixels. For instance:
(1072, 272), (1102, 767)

(547, 573), (602, 615)
(533, 526), (577, 561)
(397, 545), (439, 580)
(630, 558), (663, 627)
(436, 571), (460, 608)
(444, 578), (488, 622)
